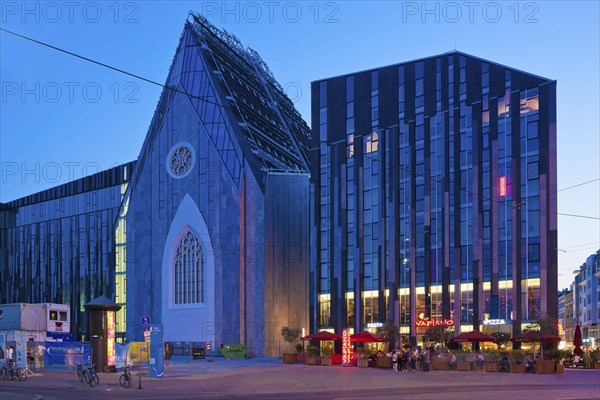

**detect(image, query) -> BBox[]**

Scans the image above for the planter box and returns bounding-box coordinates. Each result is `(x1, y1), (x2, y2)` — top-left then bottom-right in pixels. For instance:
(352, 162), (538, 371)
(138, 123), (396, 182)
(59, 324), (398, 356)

(485, 363), (498, 372)
(536, 359), (554, 374)
(306, 356), (320, 365)
(282, 353), (298, 364)
(321, 356), (332, 366)
(594, 361), (600, 369)
(432, 358), (449, 370)
(357, 359), (369, 368)
(511, 364), (525, 373)
(377, 356), (392, 369)
(555, 364), (564, 374)
(458, 361), (471, 371)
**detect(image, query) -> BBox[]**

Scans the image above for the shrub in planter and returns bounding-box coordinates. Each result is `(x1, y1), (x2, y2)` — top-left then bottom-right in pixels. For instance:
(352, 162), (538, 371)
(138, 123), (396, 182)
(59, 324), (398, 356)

(281, 326), (301, 364)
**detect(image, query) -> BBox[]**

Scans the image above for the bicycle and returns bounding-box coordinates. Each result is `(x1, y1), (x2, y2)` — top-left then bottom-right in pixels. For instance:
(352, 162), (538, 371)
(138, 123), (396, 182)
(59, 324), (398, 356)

(76, 363), (99, 387)
(85, 364), (99, 387)
(119, 365), (132, 388)
(4, 363), (27, 381)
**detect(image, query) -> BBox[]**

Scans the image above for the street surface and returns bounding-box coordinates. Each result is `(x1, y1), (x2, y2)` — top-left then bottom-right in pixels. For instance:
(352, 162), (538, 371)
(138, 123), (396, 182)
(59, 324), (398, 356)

(1, 356), (598, 400)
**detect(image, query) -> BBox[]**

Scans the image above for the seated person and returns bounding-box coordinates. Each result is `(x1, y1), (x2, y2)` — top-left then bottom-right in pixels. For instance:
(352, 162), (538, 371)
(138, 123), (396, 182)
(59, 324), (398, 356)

(572, 355), (581, 367)
(448, 352), (457, 368)
(475, 353), (485, 367)
(499, 353), (510, 372)
(525, 354), (535, 373)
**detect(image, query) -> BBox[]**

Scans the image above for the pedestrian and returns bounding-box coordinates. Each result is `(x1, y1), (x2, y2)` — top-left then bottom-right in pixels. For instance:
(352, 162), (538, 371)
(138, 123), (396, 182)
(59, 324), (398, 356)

(36, 342), (46, 372)
(6, 346), (14, 367)
(392, 350), (398, 371)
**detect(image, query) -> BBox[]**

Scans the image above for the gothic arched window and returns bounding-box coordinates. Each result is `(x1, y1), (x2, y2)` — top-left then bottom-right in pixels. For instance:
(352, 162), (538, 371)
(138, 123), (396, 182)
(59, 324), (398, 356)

(174, 231), (204, 304)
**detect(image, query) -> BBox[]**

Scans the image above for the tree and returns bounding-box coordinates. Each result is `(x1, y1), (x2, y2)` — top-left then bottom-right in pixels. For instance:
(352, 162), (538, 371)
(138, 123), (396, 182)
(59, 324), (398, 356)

(377, 321), (400, 351)
(522, 316), (559, 358)
(491, 332), (511, 350)
(425, 325), (454, 352)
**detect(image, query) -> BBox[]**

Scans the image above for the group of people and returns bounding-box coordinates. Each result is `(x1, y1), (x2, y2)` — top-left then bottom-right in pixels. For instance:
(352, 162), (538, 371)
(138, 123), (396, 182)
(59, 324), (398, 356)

(4, 342), (46, 372)
(390, 348), (432, 372)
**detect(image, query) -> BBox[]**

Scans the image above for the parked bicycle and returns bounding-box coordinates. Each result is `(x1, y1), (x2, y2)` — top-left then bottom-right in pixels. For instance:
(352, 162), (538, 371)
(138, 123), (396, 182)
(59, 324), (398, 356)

(76, 363), (99, 387)
(1, 362), (27, 381)
(119, 365), (132, 388)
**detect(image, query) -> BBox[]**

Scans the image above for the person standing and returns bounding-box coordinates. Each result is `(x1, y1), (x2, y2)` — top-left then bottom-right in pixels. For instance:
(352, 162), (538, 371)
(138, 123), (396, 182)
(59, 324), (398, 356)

(6, 346), (14, 366)
(392, 350), (398, 371)
(36, 342), (46, 372)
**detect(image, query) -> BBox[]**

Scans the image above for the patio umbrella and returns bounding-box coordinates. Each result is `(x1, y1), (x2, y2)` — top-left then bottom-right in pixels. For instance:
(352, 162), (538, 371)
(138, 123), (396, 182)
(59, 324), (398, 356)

(350, 331), (386, 342)
(510, 332), (561, 344)
(450, 331), (497, 343)
(301, 331), (343, 341)
(573, 325), (584, 356)
(511, 331), (561, 358)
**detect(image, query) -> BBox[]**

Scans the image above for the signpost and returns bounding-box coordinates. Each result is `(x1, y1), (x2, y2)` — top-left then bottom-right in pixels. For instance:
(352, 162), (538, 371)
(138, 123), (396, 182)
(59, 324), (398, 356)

(141, 316), (151, 327)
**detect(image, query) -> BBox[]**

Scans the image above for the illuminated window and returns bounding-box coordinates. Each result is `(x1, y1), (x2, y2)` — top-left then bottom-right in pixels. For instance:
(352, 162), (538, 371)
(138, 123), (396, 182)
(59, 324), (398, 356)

(520, 95), (539, 114)
(483, 111), (490, 124)
(365, 131), (379, 154)
(347, 134), (354, 158)
(174, 231), (205, 304)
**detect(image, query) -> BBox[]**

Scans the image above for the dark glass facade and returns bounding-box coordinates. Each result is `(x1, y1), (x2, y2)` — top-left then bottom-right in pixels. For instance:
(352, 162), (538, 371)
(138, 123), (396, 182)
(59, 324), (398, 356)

(310, 51), (557, 341)
(0, 163), (134, 339)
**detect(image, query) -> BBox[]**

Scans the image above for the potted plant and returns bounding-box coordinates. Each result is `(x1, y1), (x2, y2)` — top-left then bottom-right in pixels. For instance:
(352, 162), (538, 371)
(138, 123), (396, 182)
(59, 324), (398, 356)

(457, 352), (471, 371)
(590, 349), (600, 369)
(509, 349), (526, 373)
(306, 345), (320, 365)
(355, 347), (369, 368)
(550, 349), (569, 374)
(321, 345), (334, 366)
(280, 326), (301, 364)
(483, 350), (500, 372)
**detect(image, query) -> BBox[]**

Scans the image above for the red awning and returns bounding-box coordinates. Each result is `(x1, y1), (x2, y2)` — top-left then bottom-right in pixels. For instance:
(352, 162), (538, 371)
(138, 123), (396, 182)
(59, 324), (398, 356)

(350, 331), (386, 342)
(450, 331), (497, 343)
(511, 331), (561, 343)
(301, 331), (343, 341)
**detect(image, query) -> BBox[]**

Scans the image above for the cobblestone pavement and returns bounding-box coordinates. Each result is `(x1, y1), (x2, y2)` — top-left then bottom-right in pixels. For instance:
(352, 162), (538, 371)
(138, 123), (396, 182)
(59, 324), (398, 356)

(1, 357), (598, 400)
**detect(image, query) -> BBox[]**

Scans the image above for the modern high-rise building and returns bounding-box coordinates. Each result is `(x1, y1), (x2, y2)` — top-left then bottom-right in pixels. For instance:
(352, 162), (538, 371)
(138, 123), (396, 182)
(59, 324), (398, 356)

(1, 13), (310, 357)
(310, 51), (557, 343)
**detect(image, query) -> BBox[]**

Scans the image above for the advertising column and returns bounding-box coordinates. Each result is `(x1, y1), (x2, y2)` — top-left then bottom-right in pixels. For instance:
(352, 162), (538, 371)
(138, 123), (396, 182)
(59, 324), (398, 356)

(149, 324), (164, 378)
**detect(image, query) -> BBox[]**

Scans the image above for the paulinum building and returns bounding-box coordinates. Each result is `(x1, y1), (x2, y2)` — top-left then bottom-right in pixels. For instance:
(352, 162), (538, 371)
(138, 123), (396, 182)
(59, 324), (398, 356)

(1, 13), (310, 357)
(310, 51), (557, 341)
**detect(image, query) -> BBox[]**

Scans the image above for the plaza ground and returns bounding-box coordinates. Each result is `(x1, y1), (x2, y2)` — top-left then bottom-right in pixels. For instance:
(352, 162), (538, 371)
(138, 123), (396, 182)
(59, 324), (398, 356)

(1, 356), (599, 400)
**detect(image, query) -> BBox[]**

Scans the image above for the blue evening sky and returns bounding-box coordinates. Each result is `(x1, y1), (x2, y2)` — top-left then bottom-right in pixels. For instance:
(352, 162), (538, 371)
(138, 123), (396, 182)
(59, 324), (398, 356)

(1, 1), (598, 289)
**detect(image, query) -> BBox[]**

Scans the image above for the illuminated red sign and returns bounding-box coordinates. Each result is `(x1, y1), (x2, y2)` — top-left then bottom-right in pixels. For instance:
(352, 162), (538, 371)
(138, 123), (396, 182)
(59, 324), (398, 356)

(342, 329), (351, 365)
(415, 316), (454, 328)
(499, 176), (507, 197)
(107, 311), (116, 366)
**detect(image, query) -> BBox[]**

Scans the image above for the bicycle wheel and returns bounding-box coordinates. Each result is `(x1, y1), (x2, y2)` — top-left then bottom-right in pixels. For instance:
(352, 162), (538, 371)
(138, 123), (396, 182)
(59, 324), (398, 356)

(88, 370), (99, 387)
(119, 372), (131, 388)
(82, 369), (90, 384)
(18, 369), (27, 382)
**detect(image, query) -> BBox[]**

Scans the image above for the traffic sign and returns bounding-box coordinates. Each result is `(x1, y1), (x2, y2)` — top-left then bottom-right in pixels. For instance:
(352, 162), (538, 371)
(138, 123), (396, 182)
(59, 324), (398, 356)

(142, 316), (151, 327)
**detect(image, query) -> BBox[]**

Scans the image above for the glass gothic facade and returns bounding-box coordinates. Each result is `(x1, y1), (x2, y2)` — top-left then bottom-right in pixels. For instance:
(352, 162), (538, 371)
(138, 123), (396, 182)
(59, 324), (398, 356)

(310, 52), (557, 341)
